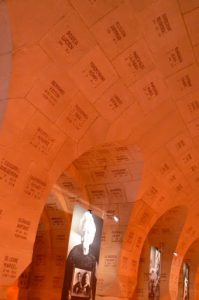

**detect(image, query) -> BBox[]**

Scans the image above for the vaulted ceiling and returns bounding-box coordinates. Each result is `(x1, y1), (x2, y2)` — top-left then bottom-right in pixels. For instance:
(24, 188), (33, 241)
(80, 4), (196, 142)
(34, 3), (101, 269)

(1, 0), (199, 299)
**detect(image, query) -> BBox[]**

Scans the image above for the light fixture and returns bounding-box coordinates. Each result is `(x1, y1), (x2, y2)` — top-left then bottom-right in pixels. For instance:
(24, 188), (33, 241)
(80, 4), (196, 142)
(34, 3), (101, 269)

(173, 252), (178, 257)
(113, 215), (119, 222)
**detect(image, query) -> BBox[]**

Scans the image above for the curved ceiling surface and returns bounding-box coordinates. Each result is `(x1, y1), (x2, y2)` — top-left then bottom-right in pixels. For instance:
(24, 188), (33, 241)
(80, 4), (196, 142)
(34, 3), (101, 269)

(1, 0), (199, 299)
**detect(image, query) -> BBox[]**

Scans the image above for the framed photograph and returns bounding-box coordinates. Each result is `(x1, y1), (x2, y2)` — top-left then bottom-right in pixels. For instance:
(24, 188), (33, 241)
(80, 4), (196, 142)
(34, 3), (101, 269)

(148, 246), (161, 300)
(71, 268), (92, 298)
(61, 205), (103, 300)
(183, 263), (189, 300)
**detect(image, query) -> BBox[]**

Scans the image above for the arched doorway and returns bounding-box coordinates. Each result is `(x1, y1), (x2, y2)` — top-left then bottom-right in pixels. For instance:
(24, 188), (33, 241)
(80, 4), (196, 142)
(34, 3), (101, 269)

(17, 143), (143, 299)
(133, 206), (187, 300)
(177, 238), (199, 300)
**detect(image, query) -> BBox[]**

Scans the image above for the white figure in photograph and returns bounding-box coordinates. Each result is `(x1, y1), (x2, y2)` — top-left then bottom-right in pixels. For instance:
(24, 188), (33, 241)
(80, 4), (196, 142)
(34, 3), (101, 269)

(183, 266), (189, 300)
(149, 249), (160, 300)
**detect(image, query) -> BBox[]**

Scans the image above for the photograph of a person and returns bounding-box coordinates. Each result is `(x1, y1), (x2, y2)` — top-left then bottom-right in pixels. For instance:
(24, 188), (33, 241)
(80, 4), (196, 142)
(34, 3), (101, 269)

(81, 271), (91, 296)
(73, 270), (83, 295)
(148, 246), (161, 300)
(61, 205), (103, 300)
(72, 268), (91, 297)
(183, 263), (189, 300)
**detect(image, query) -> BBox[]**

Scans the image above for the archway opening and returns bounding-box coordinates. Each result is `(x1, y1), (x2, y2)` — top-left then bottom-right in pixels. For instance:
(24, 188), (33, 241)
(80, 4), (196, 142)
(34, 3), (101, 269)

(177, 238), (199, 300)
(133, 206), (187, 300)
(17, 142), (143, 299)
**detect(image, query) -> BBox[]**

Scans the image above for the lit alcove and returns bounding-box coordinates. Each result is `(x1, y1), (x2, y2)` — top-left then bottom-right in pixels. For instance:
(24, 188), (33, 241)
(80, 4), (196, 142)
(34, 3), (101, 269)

(177, 238), (199, 300)
(17, 143), (143, 300)
(133, 206), (187, 300)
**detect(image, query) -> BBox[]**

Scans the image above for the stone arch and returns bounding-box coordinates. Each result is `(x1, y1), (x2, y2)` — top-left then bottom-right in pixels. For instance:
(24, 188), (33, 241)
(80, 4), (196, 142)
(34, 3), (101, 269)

(176, 238), (199, 300)
(118, 199), (189, 298)
(16, 142), (143, 299)
(132, 205), (187, 300)
(169, 232), (199, 300)
(169, 201), (199, 299)
(15, 143), (143, 299)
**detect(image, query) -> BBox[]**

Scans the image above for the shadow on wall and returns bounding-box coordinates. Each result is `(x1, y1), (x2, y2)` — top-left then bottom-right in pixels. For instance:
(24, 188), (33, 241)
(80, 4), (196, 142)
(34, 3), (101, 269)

(17, 204), (72, 300)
